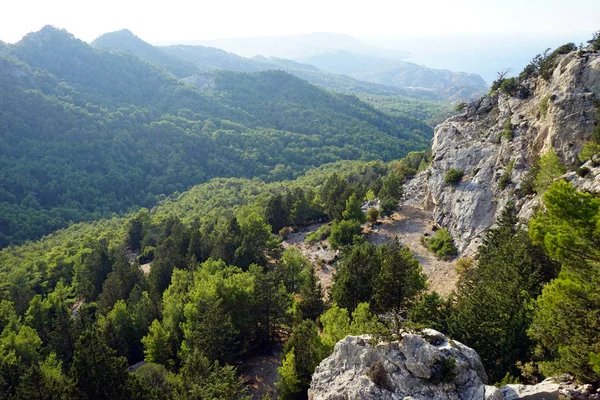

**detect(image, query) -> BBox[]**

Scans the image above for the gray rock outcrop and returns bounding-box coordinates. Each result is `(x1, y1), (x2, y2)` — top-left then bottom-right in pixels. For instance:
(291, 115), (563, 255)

(308, 331), (599, 400)
(309, 330), (491, 400)
(423, 49), (600, 254)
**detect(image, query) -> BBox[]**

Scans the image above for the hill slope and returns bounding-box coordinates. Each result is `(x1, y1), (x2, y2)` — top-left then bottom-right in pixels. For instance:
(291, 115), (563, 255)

(305, 51), (489, 101)
(0, 26), (432, 246)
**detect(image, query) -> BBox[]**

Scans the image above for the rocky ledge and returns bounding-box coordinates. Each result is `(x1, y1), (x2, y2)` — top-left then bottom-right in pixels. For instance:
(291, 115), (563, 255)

(309, 330), (598, 400)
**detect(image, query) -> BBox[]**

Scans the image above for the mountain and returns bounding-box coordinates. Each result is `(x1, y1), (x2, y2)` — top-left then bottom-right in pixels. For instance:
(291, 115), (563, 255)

(421, 44), (600, 254)
(180, 32), (399, 60)
(304, 51), (489, 100)
(0, 26), (432, 246)
(92, 29), (197, 77)
(92, 29), (444, 100)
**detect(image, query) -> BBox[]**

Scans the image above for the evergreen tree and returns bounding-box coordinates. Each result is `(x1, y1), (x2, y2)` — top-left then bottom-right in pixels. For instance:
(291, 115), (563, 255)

(372, 240), (426, 313)
(298, 267), (324, 321)
(448, 204), (558, 382)
(331, 242), (380, 311)
(69, 329), (130, 400)
(342, 193), (366, 223)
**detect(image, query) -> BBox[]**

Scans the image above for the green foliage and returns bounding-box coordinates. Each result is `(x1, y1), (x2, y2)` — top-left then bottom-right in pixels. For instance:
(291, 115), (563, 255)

(424, 229), (458, 260)
(502, 116), (514, 141)
(533, 149), (566, 194)
(539, 43), (577, 80)
(379, 197), (398, 218)
(378, 170), (404, 202)
(372, 240), (426, 313)
(500, 78), (519, 95)
(589, 30), (600, 51)
(408, 292), (450, 333)
(276, 350), (301, 400)
(432, 356), (458, 384)
(499, 160), (515, 190)
(455, 102), (467, 112)
(305, 224), (332, 245)
(528, 181), (600, 382)
(367, 207), (379, 226)
(578, 142), (600, 163)
(0, 31), (431, 246)
(298, 267), (324, 321)
(279, 247), (311, 293)
(331, 242), (380, 312)
(342, 193), (366, 223)
(443, 169), (464, 185)
(449, 205), (559, 382)
(142, 320), (172, 366)
(282, 319), (325, 395)
(329, 219), (362, 250)
(539, 95), (551, 117)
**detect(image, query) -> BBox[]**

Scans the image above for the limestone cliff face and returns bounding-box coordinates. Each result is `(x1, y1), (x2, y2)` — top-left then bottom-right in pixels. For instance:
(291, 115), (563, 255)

(425, 49), (600, 254)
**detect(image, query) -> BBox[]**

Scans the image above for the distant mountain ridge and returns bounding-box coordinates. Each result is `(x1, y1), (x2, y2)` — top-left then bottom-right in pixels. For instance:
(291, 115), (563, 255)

(91, 29), (485, 100)
(304, 50), (489, 100)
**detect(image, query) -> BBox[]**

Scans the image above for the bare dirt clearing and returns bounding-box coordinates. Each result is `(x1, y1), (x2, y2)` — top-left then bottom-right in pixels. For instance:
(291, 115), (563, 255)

(281, 206), (458, 298)
(366, 206), (457, 296)
(282, 223), (337, 297)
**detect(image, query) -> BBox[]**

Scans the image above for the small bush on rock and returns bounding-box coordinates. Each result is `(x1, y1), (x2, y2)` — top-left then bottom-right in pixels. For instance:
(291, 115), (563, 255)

(444, 169), (464, 185)
(367, 360), (392, 391)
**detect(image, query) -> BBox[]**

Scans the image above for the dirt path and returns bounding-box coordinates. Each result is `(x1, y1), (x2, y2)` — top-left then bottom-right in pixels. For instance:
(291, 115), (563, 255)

(366, 206), (457, 296)
(282, 223), (338, 298)
(239, 343), (283, 400)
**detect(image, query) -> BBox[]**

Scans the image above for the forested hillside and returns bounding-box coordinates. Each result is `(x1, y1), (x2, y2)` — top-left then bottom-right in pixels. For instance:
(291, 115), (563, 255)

(0, 154), (428, 399)
(0, 26), (433, 246)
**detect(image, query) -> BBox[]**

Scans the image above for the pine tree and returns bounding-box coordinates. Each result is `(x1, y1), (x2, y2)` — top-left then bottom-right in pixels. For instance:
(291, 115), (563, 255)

(342, 193), (366, 223)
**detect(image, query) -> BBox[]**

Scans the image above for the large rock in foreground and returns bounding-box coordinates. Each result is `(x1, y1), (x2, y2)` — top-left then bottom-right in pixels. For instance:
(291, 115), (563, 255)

(308, 330), (576, 400)
(309, 330), (492, 400)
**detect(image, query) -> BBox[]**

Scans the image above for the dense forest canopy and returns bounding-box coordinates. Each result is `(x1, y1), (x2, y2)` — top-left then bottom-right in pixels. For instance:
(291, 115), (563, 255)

(0, 26), (435, 246)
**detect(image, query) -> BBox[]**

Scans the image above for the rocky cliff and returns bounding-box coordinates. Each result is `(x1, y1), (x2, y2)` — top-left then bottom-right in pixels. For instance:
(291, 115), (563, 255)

(424, 48), (600, 254)
(309, 331), (598, 400)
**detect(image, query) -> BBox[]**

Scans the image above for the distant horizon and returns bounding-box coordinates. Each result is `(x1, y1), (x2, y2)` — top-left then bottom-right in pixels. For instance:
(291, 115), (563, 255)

(3, 24), (596, 83)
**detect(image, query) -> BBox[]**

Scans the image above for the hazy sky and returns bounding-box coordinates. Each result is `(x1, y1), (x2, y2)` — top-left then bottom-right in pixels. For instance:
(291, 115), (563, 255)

(2, 0), (599, 44)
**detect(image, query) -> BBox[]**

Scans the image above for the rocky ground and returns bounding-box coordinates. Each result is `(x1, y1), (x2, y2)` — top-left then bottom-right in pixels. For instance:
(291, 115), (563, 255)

(366, 207), (458, 296)
(281, 204), (458, 299)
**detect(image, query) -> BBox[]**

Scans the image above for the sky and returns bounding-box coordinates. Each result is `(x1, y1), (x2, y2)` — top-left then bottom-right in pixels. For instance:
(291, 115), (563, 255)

(2, 0), (599, 44)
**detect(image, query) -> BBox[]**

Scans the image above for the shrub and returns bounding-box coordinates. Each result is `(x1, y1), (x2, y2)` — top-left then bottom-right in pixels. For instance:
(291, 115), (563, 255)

(577, 167), (591, 177)
(455, 102), (467, 112)
(500, 77), (519, 95)
(431, 356), (458, 384)
(578, 142), (600, 163)
(498, 160), (515, 190)
(520, 157), (540, 197)
(538, 95), (550, 117)
(367, 360), (392, 390)
(305, 224), (331, 244)
(379, 197), (397, 218)
(502, 117), (513, 141)
(426, 229), (458, 260)
(533, 149), (566, 194)
(444, 169), (464, 185)
(329, 219), (362, 249)
(588, 30), (600, 51)
(367, 207), (379, 226)
(539, 43), (577, 80)
(279, 226), (294, 240)
(454, 257), (474, 276)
